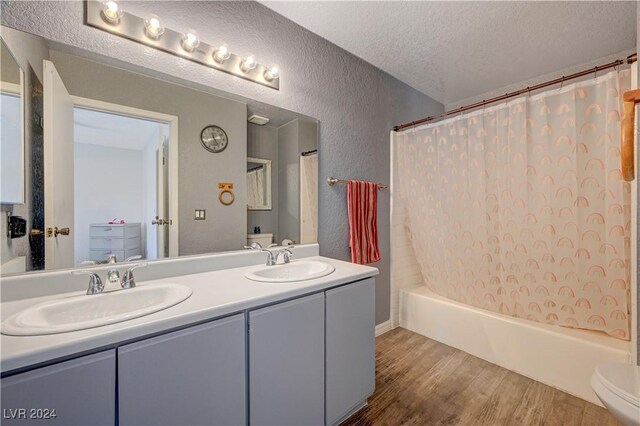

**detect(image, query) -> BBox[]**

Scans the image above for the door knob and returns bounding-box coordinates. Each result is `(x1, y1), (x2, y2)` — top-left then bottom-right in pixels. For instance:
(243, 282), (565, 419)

(55, 227), (71, 236)
(48, 227), (70, 237)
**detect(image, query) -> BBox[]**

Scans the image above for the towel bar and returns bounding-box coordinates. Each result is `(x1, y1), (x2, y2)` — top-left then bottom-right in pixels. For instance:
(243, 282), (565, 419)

(327, 177), (388, 191)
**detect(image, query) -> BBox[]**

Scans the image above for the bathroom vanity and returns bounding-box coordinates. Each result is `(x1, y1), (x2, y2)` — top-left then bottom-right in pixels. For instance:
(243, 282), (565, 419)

(0, 246), (377, 426)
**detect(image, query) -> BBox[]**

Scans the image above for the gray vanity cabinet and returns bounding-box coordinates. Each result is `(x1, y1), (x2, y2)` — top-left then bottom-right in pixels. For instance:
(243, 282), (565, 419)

(117, 314), (246, 426)
(249, 293), (325, 426)
(325, 278), (376, 425)
(0, 350), (116, 426)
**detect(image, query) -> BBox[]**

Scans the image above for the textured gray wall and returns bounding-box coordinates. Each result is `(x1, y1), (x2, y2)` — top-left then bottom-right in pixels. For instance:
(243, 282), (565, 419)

(48, 50), (248, 256)
(0, 1), (442, 324)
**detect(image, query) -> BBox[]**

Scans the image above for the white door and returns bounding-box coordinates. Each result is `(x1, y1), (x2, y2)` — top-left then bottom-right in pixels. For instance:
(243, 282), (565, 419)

(156, 127), (169, 258)
(43, 60), (74, 269)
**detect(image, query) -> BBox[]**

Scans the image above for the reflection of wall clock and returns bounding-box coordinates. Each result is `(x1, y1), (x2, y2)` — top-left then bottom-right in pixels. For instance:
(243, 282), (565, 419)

(200, 125), (228, 153)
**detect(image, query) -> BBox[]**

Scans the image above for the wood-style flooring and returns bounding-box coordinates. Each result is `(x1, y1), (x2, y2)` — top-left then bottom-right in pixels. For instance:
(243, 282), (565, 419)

(342, 327), (619, 426)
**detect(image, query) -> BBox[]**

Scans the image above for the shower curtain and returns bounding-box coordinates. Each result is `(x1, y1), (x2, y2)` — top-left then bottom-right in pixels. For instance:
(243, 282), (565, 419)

(394, 69), (631, 339)
(247, 168), (264, 207)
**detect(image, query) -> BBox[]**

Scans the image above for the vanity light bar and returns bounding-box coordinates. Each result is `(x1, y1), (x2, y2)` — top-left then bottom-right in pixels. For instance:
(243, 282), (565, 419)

(84, 1), (280, 90)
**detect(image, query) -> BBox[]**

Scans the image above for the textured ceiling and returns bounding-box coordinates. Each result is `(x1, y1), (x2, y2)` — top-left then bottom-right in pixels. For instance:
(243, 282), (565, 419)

(74, 107), (166, 151)
(261, 1), (637, 105)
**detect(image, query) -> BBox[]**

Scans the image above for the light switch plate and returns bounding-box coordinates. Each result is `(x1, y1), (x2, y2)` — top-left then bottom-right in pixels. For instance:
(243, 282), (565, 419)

(195, 209), (206, 220)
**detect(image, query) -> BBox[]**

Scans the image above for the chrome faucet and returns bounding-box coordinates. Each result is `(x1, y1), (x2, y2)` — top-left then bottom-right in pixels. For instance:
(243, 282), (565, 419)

(244, 242), (263, 250)
(121, 263), (148, 289)
(262, 249), (277, 266)
(72, 270), (105, 295)
(106, 255), (146, 288)
(276, 248), (293, 264)
(245, 242), (278, 266)
(71, 261), (147, 294)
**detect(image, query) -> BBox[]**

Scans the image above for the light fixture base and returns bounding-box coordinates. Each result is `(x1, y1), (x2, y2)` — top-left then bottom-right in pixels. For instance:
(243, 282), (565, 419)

(84, 0), (279, 90)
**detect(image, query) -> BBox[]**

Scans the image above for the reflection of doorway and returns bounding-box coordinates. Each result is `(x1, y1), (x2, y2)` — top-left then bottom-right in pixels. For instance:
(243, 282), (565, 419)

(42, 60), (179, 269)
(73, 106), (170, 264)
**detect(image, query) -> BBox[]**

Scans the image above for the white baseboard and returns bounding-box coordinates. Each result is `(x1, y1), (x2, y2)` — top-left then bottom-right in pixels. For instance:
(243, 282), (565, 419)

(375, 319), (394, 337)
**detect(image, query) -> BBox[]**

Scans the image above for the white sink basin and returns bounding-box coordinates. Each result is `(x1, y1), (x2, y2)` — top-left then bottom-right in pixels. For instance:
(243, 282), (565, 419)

(1, 283), (192, 336)
(244, 260), (336, 283)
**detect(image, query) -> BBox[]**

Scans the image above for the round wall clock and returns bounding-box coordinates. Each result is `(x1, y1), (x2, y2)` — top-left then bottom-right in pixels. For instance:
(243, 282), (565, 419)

(200, 125), (228, 153)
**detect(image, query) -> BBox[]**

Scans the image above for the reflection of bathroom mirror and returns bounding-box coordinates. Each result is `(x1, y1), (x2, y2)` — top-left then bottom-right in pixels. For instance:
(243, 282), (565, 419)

(247, 117), (318, 248)
(247, 158), (272, 211)
(0, 38), (25, 204)
(0, 25), (318, 276)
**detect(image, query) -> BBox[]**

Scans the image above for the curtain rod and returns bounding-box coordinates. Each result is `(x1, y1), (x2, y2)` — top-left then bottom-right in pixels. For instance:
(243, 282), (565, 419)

(393, 53), (637, 132)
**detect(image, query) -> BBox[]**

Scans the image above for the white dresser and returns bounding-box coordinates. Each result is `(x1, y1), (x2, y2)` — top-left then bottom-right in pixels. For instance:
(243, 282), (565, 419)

(89, 223), (142, 262)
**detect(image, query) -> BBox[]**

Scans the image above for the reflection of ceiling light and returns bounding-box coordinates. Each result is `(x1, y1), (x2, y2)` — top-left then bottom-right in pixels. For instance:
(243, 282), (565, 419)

(248, 115), (270, 126)
(264, 64), (279, 81)
(240, 54), (257, 73)
(144, 15), (164, 40)
(101, 1), (123, 25)
(181, 32), (200, 52)
(213, 44), (231, 63)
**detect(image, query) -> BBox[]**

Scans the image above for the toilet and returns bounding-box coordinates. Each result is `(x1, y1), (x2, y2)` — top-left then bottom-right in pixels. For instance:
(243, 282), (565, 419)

(591, 363), (640, 425)
(247, 233), (273, 248)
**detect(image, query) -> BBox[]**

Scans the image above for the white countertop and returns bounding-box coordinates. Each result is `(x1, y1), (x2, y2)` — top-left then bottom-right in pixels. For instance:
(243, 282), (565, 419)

(0, 256), (378, 374)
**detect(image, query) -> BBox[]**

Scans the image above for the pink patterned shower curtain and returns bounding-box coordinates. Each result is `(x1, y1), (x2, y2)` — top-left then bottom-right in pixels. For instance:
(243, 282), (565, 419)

(394, 70), (632, 339)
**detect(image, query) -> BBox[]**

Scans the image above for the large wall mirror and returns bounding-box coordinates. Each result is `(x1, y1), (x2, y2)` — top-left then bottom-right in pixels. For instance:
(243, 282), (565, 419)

(0, 25), (318, 276)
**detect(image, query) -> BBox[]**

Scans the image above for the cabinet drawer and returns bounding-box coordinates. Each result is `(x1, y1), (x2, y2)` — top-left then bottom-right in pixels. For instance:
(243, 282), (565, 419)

(249, 293), (325, 426)
(90, 237), (139, 250)
(326, 278), (376, 425)
(89, 250), (124, 262)
(90, 226), (124, 237)
(1, 350), (116, 426)
(118, 314), (246, 426)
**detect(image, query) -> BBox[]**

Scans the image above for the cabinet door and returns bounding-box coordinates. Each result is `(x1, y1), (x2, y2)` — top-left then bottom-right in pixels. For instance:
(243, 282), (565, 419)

(326, 278), (376, 425)
(249, 293), (324, 426)
(1, 350), (115, 426)
(118, 314), (246, 426)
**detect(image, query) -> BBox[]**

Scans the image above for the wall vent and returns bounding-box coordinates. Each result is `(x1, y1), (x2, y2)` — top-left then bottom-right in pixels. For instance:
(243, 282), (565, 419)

(248, 114), (270, 126)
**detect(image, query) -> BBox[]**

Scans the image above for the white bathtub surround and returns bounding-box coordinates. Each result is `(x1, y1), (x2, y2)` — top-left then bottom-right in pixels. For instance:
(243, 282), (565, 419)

(0, 245), (379, 373)
(400, 286), (630, 406)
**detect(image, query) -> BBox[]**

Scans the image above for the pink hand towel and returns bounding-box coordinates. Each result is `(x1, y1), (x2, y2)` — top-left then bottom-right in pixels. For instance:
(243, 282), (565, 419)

(347, 180), (381, 265)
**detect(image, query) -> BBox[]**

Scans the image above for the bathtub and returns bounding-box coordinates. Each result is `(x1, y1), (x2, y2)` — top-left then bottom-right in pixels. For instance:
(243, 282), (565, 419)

(399, 285), (631, 406)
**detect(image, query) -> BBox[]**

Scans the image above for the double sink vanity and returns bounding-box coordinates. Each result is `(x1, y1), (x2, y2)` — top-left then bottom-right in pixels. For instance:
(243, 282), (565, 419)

(0, 245), (378, 426)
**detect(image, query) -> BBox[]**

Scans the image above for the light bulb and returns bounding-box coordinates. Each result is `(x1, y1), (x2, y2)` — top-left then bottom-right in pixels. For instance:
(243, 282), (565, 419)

(213, 44), (231, 63)
(101, 0), (123, 25)
(144, 15), (165, 40)
(264, 64), (279, 81)
(181, 32), (200, 52)
(240, 54), (257, 73)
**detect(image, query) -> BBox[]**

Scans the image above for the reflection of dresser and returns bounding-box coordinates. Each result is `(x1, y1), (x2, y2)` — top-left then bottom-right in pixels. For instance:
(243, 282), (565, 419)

(89, 223), (142, 262)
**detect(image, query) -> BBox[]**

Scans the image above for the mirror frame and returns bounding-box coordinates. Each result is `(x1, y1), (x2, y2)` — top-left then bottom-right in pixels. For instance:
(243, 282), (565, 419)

(0, 38), (26, 205)
(246, 157), (272, 211)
